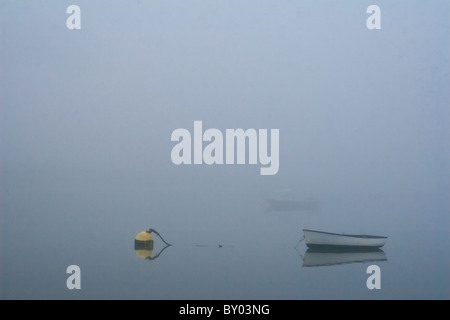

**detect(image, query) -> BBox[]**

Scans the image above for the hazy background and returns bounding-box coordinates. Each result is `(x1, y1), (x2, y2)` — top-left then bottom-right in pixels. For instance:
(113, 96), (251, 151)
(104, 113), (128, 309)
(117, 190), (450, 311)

(1, 0), (449, 299)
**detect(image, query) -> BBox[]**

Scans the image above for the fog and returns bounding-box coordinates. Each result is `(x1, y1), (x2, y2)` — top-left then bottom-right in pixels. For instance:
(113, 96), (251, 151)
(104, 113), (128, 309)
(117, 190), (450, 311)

(1, 1), (449, 299)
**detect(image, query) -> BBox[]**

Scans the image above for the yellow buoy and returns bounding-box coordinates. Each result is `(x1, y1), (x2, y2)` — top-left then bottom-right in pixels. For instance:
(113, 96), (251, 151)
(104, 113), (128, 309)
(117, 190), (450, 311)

(135, 231), (154, 242)
(135, 231), (154, 258)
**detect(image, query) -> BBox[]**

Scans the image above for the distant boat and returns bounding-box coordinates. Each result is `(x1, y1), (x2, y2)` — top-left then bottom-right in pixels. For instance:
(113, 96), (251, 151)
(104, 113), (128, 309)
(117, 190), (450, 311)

(266, 198), (319, 212)
(302, 247), (387, 267)
(303, 229), (387, 249)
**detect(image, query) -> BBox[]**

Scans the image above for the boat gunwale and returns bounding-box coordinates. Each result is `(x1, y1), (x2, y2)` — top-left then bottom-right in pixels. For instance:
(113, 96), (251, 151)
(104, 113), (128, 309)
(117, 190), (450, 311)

(303, 228), (387, 239)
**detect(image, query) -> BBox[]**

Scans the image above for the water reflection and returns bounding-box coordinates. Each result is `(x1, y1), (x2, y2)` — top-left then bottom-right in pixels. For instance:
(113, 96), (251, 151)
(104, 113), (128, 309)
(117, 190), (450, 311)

(135, 243), (172, 260)
(300, 247), (387, 267)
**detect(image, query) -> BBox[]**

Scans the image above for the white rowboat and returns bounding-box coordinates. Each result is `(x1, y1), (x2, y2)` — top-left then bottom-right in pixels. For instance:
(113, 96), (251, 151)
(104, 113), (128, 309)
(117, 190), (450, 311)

(303, 229), (387, 249)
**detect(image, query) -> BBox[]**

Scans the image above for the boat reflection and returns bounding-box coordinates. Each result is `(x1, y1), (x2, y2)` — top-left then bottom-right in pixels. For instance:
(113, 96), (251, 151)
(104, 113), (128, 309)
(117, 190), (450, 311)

(301, 247), (387, 267)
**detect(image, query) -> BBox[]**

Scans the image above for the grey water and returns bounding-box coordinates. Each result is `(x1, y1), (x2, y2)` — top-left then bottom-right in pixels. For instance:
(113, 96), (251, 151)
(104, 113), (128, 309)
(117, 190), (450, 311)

(1, 1), (449, 300)
(1, 166), (448, 299)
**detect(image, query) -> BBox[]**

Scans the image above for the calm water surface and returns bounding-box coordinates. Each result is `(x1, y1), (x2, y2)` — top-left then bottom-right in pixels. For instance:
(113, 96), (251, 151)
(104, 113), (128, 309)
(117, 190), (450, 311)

(1, 168), (448, 299)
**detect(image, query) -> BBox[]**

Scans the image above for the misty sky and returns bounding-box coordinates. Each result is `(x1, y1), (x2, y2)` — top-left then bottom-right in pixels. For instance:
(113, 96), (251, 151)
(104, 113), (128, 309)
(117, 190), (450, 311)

(2, 1), (448, 198)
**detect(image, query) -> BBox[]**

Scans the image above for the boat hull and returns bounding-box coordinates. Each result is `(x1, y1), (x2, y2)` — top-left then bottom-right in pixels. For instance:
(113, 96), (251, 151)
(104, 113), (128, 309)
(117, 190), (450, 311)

(303, 229), (387, 249)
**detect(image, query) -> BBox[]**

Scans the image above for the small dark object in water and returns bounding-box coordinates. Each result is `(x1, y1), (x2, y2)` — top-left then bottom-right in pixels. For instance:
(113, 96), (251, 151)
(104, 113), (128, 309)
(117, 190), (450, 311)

(219, 245), (222, 248)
